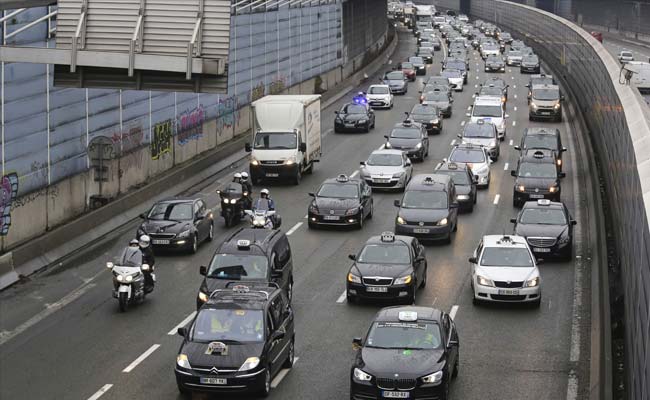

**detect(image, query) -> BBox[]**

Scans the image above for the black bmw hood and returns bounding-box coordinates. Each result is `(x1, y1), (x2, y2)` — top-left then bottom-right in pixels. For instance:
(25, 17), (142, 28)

(141, 219), (191, 235)
(515, 223), (567, 238)
(352, 263), (413, 279)
(360, 347), (444, 378)
(399, 208), (448, 222)
(340, 113), (367, 122)
(314, 198), (360, 211)
(182, 341), (265, 369)
(389, 138), (421, 148)
(515, 177), (558, 189)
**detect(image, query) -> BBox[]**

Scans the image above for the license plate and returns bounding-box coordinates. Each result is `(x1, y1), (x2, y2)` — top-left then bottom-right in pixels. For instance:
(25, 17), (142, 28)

(413, 228), (430, 233)
(374, 178), (390, 183)
(367, 286), (388, 293)
(200, 377), (227, 385)
(323, 215), (340, 221)
(266, 173), (279, 177)
(383, 391), (409, 398)
(533, 247), (551, 253)
(541, 111), (551, 115)
(152, 239), (170, 245)
(498, 289), (520, 295)
(346, 123), (355, 127)
(370, 102), (382, 106)
(529, 194), (544, 199)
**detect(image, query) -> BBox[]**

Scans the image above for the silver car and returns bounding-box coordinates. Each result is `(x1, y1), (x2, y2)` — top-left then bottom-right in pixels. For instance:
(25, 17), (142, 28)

(359, 149), (413, 191)
(618, 50), (634, 64)
(506, 50), (523, 66)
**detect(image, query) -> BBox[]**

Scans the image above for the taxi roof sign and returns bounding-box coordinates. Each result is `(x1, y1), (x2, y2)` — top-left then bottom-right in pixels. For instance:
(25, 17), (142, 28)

(447, 162), (458, 169)
(380, 231), (396, 242)
(423, 176), (435, 184)
(398, 311), (418, 322)
(232, 285), (250, 293)
(336, 174), (350, 182)
(537, 199), (552, 206)
(237, 239), (251, 249)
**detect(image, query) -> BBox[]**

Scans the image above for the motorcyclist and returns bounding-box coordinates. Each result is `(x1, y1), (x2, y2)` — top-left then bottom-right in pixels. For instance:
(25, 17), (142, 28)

(253, 189), (278, 228)
(232, 172), (242, 183)
(139, 235), (155, 293)
(240, 172), (253, 209)
(353, 91), (367, 105)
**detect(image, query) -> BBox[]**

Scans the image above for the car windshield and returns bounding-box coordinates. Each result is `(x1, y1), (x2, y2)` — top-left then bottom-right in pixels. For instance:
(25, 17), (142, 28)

(386, 72), (404, 80)
(253, 132), (297, 150)
(411, 105), (437, 117)
(507, 51), (522, 57)
(532, 88), (559, 100)
(369, 86), (390, 94)
(480, 87), (502, 96)
(401, 190), (448, 209)
(445, 61), (466, 70)
(424, 92), (448, 101)
(450, 148), (486, 163)
(464, 124), (495, 138)
(317, 183), (358, 199)
(391, 128), (420, 139)
(366, 321), (442, 350)
(343, 104), (367, 114)
(518, 162), (557, 178)
(409, 57), (424, 64)
(531, 77), (553, 86)
(207, 254), (269, 280)
(523, 136), (557, 149)
(520, 208), (567, 225)
(192, 309), (264, 343)
(366, 153), (403, 166)
(472, 105), (502, 117)
(418, 48), (432, 54)
(480, 247), (533, 267)
(486, 56), (501, 62)
(483, 44), (498, 50)
(118, 247), (143, 267)
(147, 202), (193, 221)
(441, 70), (461, 78)
(523, 56), (539, 63)
(436, 170), (470, 184)
(358, 244), (411, 264)
(401, 62), (414, 69)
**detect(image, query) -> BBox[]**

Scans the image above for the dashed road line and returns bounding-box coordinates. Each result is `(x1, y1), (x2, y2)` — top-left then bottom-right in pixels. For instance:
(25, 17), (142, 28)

(350, 170), (359, 178)
(513, 85), (517, 89)
(388, 59), (392, 65)
(512, 121), (517, 127)
(504, 162), (509, 171)
(514, 94), (518, 99)
(123, 344), (161, 373)
(271, 357), (300, 388)
(377, 143), (385, 150)
(168, 311), (196, 335)
(450, 305), (459, 320)
(493, 194), (501, 205)
(87, 384), (113, 400)
(287, 222), (303, 235)
(460, 120), (466, 126)
(471, 94), (476, 98)
(336, 290), (347, 303)
(514, 106), (517, 111)
(450, 139), (457, 146)
(474, 84), (478, 88)
(509, 139), (514, 146)
(467, 106), (472, 111)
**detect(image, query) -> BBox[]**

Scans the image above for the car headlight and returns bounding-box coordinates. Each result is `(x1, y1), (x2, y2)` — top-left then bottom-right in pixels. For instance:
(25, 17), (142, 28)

(517, 185), (526, 192)
(549, 185), (559, 193)
(198, 291), (209, 303)
(348, 273), (362, 284)
(394, 275), (413, 285)
(230, 198), (238, 204)
(489, 140), (497, 148)
(309, 203), (318, 213)
(223, 198), (229, 204)
(177, 354), (192, 369)
(457, 194), (470, 200)
(178, 229), (191, 238)
(554, 103), (561, 109)
(116, 275), (124, 282)
(557, 159), (562, 166)
(525, 277), (540, 287)
(345, 208), (359, 216)
(125, 275), (133, 282)
(335, 117), (343, 123)
(396, 216), (406, 225)
(437, 217), (448, 226)
(531, 103), (538, 110)
(558, 233), (571, 244)
(415, 142), (422, 149)
(421, 370), (443, 384)
(354, 368), (372, 381)
(251, 158), (260, 166)
(477, 275), (494, 287)
(239, 357), (260, 372)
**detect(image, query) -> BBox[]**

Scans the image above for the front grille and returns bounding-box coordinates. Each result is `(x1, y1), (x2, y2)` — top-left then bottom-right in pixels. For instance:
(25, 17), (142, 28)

(149, 233), (175, 239)
(376, 378), (416, 390)
(192, 366), (238, 374)
(362, 277), (393, 286)
(491, 294), (527, 301)
(527, 237), (556, 247)
(260, 160), (282, 165)
(319, 209), (346, 216)
(494, 281), (523, 288)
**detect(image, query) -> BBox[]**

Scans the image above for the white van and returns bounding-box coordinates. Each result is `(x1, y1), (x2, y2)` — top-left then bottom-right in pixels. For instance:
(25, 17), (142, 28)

(467, 96), (508, 140)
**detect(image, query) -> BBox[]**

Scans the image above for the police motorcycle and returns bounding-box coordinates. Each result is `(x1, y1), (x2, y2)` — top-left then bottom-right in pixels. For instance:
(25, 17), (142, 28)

(244, 197), (282, 229)
(352, 91), (368, 105)
(217, 181), (249, 227)
(106, 243), (154, 312)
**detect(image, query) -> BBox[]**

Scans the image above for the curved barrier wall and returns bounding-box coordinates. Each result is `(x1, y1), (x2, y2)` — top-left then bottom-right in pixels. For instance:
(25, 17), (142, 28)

(469, 1), (650, 398)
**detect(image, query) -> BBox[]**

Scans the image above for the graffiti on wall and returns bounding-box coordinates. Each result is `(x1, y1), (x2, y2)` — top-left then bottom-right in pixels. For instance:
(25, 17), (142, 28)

(0, 173), (19, 235)
(251, 82), (265, 102)
(216, 96), (242, 132)
(111, 124), (145, 154)
(269, 76), (287, 94)
(177, 106), (205, 146)
(151, 119), (173, 160)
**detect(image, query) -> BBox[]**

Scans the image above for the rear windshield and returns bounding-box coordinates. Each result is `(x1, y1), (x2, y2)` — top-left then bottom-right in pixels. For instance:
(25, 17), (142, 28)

(450, 148), (486, 163)
(463, 123), (495, 138)
(391, 128), (421, 139)
(472, 105), (503, 118)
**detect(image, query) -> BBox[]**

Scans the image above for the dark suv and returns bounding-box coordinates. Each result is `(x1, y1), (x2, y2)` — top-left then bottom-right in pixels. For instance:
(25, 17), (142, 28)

(515, 127), (566, 171)
(511, 150), (566, 207)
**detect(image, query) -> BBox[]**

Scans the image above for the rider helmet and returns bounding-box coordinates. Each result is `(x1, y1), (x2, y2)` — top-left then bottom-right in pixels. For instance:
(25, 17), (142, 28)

(139, 235), (151, 248)
(129, 239), (139, 246)
(241, 172), (249, 181)
(260, 188), (270, 198)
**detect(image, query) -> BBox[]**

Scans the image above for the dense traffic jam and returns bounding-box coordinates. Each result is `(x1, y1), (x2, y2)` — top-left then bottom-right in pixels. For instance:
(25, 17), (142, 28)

(107, 2), (577, 399)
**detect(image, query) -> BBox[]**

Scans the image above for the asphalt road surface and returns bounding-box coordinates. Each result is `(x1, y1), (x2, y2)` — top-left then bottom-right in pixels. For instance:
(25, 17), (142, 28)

(0, 26), (591, 400)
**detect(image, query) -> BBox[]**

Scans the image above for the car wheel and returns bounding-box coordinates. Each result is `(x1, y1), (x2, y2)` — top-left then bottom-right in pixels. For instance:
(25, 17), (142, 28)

(409, 286), (417, 304)
(177, 382), (190, 397)
(287, 279), (293, 301)
(441, 378), (450, 400)
(364, 123), (370, 133)
(513, 198), (520, 208)
(453, 221), (458, 232)
(390, 102), (394, 109)
(471, 287), (480, 306)
(294, 168), (302, 185)
(420, 264), (428, 288)
(190, 234), (198, 254)
(206, 222), (214, 242)
(260, 368), (271, 397)
(334, 127), (341, 133)
(308, 221), (316, 229)
(368, 201), (374, 219)
(347, 293), (357, 304)
(532, 296), (542, 308)
(452, 353), (460, 378)
(357, 212), (364, 230)
(444, 233), (452, 245)
(283, 338), (295, 368)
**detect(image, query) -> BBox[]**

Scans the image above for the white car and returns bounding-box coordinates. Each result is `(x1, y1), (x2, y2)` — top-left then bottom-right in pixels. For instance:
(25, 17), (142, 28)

(446, 143), (492, 187)
(469, 235), (542, 307)
(618, 50), (634, 64)
(468, 96), (508, 140)
(359, 149), (413, 190)
(366, 84), (394, 109)
(441, 69), (464, 91)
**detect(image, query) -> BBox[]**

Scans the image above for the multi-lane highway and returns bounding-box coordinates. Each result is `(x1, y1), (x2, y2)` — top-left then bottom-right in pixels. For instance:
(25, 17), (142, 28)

(0, 25), (590, 400)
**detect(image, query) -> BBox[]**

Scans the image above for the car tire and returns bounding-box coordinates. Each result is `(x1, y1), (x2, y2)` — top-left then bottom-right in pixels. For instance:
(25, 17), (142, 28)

(452, 354), (460, 378)
(260, 368), (271, 397)
(294, 169), (302, 186)
(420, 264), (428, 288)
(335, 127), (341, 133)
(177, 382), (190, 397)
(357, 212), (364, 230)
(206, 222), (214, 242)
(444, 233), (452, 245)
(368, 201), (374, 219)
(562, 248), (573, 262)
(389, 102), (394, 109)
(190, 234), (198, 254)
(283, 338), (295, 368)
(364, 124), (370, 133)
(453, 221), (458, 232)
(287, 279), (293, 301)
(347, 293), (357, 304)
(409, 287), (417, 304)
(308, 221), (317, 229)
(532, 296), (542, 308)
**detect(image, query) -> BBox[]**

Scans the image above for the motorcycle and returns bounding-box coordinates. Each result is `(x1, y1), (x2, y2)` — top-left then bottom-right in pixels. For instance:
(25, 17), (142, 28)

(217, 182), (249, 227)
(106, 246), (154, 312)
(244, 209), (281, 229)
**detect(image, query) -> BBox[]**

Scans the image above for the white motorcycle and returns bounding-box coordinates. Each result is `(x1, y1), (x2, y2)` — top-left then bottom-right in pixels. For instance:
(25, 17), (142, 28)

(244, 209), (280, 229)
(107, 246), (155, 312)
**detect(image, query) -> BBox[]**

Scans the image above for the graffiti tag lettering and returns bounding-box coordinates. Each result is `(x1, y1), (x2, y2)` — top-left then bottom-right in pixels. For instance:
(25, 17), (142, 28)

(151, 119), (173, 160)
(0, 173), (19, 235)
(111, 125), (144, 154)
(177, 106), (205, 146)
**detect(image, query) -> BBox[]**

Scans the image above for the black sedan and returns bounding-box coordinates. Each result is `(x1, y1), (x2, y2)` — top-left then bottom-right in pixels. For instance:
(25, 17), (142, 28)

(409, 104), (443, 135)
(434, 162), (477, 212)
(137, 197), (213, 254)
(346, 232), (427, 304)
(515, 127), (566, 171)
(384, 120), (429, 161)
(350, 307), (459, 400)
(521, 54), (541, 73)
(308, 174), (373, 229)
(416, 47), (434, 63)
(334, 103), (375, 133)
(511, 150), (566, 207)
(511, 199), (577, 260)
(484, 54), (506, 72)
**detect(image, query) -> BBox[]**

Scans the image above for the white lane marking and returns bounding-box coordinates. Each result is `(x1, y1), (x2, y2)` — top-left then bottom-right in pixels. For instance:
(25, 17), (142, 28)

(460, 121), (466, 126)
(509, 139), (514, 146)
(431, 297), (437, 306)
(0, 268), (103, 347)
(475, 76), (479, 80)
(508, 69), (512, 73)
(512, 121), (517, 127)
(514, 106), (517, 111)
(513, 85), (517, 89)
(377, 143), (385, 150)
(286, 222), (303, 235)
(304, 214), (308, 219)
(474, 84), (478, 88)
(450, 139), (457, 146)
(87, 384), (113, 400)
(493, 194), (501, 205)
(467, 106), (471, 111)
(471, 94), (476, 98)
(336, 290), (347, 303)
(388, 59), (392, 65)
(168, 311), (197, 335)
(511, 76), (514, 80)
(514, 94), (518, 99)
(350, 170), (359, 178)
(504, 162), (509, 171)
(449, 305), (459, 320)
(271, 357), (299, 388)
(122, 344), (161, 373)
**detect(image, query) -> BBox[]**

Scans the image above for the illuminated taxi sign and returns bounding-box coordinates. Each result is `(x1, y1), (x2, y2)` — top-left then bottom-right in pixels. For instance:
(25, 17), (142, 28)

(533, 150), (545, 159)
(402, 119), (413, 126)
(380, 232), (396, 242)
(476, 119), (485, 124)
(447, 162), (458, 170)
(232, 285), (250, 293)
(423, 176), (435, 184)
(537, 199), (552, 206)
(206, 341), (228, 356)
(398, 311), (418, 322)
(497, 235), (513, 244)
(236, 239), (251, 249)
(336, 174), (350, 183)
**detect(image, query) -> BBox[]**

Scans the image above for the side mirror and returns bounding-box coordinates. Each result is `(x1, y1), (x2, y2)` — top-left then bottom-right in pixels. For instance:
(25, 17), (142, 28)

(510, 218), (517, 223)
(505, 114), (510, 118)
(272, 330), (286, 341)
(525, 84), (530, 88)
(245, 143), (252, 152)
(348, 254), (356, 261)
(468, 256), (477, 264)
(457, 134), (462, 138)
(448, 338), (459, 347)
(199, 265), (207, 276)
(139, 213), (147, 219)
(334, 111), (339, 114)
(177, 327), (188, 337)
(308, 192), (315, 197)
(514, 145), (521, 150)
(405, 159), (412, 166)
(510, 170), (516, 177)
(559, 172), (566, 178)
(360, 161), (366, 166)
(571, 220), (577, 226)
(394, 199), (401, 207)
(384, 135), (390, 140)
(352, 337), (363, 349)
(562, 147), (567, 152)
(299, 143), (307, 152)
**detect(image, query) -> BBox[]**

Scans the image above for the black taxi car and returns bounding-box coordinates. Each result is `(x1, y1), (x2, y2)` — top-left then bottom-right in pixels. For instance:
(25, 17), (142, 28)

(409, 104), (443, 135)
(515, 127), (566, 171)
(350, 307), (459, 400)
(346, 232), (427, 304)
(334, 102), (376, 133)
(394, 174), (459, 243)
(196, 228), (294, 308)
(308, 174), (373, 229)
(434, 162), (478, 212)
(176, 284), (295, 397)
(385, 119), (430, 161)
(511, 199), (577, 260)
(511, 150), (566, 207)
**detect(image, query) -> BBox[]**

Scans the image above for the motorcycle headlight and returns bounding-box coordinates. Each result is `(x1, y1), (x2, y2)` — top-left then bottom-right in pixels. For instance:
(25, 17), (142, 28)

(394, 275), (412, 285)
(198, 291), (209, 303)
(348, 273), (362, 284)
(125, 275), (133, 282)
(457, 194), (470, 200)
(178, 229), (191, 238)
(116, 275), (124, 282)
(477, 275), (494, 287)
(421, 370), (443, 384)
(396, 216), (406, 225)
(345, 208), (359, 216)
(239, 357), (260, 372)
(354, 368), (373, 381)
(177, 354), (192, 369)
(517, 185), (526, 192)
(525, 276), (540, 287)
(437, 217), (448, 226)
(230, 198), (238, 204)
(415, 142), (422, 149)
(251, 158), (260, 166)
